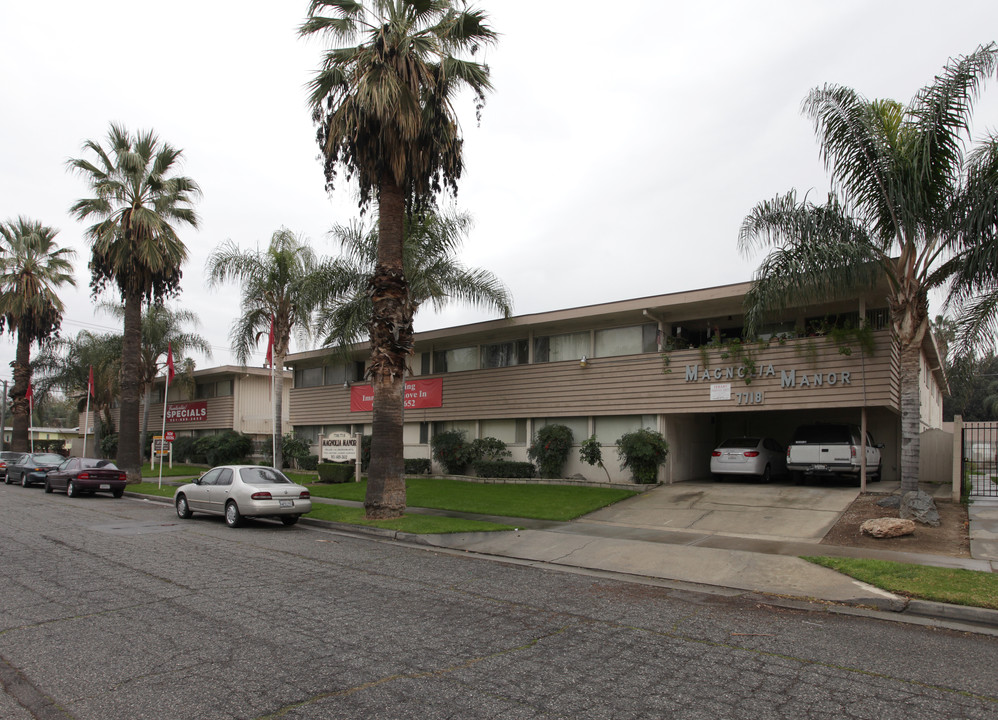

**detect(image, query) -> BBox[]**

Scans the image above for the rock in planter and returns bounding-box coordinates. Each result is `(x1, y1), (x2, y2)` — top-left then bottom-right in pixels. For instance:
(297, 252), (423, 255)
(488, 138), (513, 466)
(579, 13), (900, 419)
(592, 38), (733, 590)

(860, 517), (916, 538)
(876, 495), (901, 509)
(899, 490), (941, 527)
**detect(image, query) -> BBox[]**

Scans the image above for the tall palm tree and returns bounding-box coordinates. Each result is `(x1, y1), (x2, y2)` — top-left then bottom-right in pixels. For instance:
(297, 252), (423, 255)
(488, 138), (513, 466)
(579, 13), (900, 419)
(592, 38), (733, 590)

(205, 229), (334, 470)
(0, 217), (76, 452)
(67, 124), (201, 481)
(300, 0), (497, 519)
(101, 303), (211, 455)
(738, 44), (998, 495)
(317, 209), (512, 350)
(40, 330), (122, 456)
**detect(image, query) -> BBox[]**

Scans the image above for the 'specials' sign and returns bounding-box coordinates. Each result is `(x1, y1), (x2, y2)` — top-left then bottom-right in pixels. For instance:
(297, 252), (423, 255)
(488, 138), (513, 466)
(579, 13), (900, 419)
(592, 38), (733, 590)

(166, 401), (208, 423)
(350, 378), (443, 412)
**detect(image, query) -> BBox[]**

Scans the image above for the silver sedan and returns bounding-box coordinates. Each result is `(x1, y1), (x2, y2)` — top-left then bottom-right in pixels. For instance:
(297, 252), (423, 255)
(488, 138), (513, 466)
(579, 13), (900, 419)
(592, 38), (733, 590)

(173, 465), (312, 527)
(710, 437), (786, 481)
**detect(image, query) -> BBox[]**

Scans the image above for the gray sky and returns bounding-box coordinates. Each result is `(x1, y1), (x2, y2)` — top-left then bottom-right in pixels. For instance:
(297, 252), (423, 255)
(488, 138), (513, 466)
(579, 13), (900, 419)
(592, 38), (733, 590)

(2, 1), (998, 385)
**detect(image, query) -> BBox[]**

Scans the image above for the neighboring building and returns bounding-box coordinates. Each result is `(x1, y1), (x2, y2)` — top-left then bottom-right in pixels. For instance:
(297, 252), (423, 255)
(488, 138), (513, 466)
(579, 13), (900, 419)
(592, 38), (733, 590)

(1, 426), (77, 454)
(284, 280), (948, 483)
(84, 366), (291, 458)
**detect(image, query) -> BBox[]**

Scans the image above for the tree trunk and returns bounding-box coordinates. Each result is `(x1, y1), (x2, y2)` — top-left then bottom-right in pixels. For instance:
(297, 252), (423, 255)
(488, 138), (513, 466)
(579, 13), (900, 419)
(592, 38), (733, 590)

(140, 384), (152, 462)
(9, 329), (31, 452)
(117, 291), (143, 482)
(273, 351), (285, 471)
(364, 177), (411, 519)
(898, 341), (922, 493)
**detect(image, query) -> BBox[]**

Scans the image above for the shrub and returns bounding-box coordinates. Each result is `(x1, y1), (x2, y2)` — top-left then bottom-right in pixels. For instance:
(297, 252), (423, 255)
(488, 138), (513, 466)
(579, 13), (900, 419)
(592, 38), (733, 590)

(579, 434), (612, 482)
(616, 428), (669, 484)
(300, 454), (319, 471)
(282, 433), (312, 469)
(527, 424), (574, 478)
(185, 431), (255, 467)
(361, 434), (371, 471)
(173, 436), (197, 463)
(472, 460), (536, 479)
(101, 433), (118, 459)
(318, 462), (355, 483)
(470, 437), (510, 462)
(431, 430), (474, 474)
(404, 458), (432, 475)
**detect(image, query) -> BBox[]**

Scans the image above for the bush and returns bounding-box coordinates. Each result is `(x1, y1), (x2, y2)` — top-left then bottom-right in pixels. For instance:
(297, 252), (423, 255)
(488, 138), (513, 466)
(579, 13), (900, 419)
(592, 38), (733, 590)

(470, 437), (510, 462)
(616, 428), (669, 484)
(361, 434), (371, 471)
(431, 430), (474, 474)
(527, 424), (574, 478)
(472, 460), (536, 479)
(101, 433), (118, 459)
(282, 433), (312, 469)
(173, 436), (197, 463)
(300, 454), (319, 471)
(404, 458), (432, 475)
(318, 462), (355, 483)
(579, 434), (612, 482)
(184, 431), (255, 467)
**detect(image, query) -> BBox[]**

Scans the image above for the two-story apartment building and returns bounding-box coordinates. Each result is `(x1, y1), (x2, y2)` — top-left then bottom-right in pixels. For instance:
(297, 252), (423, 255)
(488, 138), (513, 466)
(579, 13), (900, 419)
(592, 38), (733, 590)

(284, 280), (948, 484)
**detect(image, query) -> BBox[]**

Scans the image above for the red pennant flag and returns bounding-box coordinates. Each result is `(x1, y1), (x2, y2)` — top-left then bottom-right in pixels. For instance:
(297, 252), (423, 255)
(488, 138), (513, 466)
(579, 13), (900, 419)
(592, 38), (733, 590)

(166, 343), (176, 384)
(265, 315), (275, 368)
(25, 382), (32, 402)
(87, 365), (94, 398)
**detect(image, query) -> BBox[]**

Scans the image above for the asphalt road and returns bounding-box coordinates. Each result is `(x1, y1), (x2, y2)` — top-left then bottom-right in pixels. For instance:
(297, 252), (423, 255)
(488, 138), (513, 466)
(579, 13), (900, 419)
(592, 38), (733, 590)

(1, 483), (996, 720)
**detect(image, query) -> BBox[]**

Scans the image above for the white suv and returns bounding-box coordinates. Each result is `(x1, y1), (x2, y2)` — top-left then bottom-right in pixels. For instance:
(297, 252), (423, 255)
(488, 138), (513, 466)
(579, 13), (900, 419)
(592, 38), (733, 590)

(786, 423), (883, 485)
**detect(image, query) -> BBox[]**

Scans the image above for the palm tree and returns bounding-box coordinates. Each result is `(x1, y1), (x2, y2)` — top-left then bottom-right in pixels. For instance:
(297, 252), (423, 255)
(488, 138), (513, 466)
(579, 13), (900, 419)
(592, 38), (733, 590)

(67, 124), (201, 481)
(205, 229), (334, 470)
(100, 303), (211, 455)
(738, 44), (998, 495)
(0, 217), (76, 452)
(317, 209), (512, 350)
(40, 330), (123, 456)
(300, 0), (497, 519)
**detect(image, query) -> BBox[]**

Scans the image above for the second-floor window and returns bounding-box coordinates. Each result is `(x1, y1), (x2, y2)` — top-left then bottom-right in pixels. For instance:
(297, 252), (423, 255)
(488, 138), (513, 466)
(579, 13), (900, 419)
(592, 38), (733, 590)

(481, 339), (528, 369)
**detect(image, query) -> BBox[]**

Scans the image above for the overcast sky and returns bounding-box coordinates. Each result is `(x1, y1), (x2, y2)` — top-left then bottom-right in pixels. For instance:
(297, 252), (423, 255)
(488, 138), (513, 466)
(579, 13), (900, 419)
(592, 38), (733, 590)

(2, 1), (997, 385)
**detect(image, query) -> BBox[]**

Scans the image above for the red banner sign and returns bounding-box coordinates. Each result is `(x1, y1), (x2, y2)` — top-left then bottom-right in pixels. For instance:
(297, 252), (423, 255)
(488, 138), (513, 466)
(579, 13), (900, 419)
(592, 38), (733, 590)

(350, 378), (443, 412)
(166, 401), (208, 423)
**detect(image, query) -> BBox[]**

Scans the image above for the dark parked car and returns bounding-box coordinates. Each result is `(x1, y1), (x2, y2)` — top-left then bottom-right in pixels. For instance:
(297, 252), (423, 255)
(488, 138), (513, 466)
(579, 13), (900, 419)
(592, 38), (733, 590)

(45, 457), (128, 498)
(6, 452), (65, 487)
(0, 451), (25, 482)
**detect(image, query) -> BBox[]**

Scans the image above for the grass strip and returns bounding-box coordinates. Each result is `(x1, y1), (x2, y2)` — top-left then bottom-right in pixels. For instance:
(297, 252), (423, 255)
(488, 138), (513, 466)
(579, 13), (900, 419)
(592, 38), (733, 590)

(804, 556), (998, 610)
(140, 463), (207, 478)
(304, 503), (513, 533)
(306, 477), (637, 521)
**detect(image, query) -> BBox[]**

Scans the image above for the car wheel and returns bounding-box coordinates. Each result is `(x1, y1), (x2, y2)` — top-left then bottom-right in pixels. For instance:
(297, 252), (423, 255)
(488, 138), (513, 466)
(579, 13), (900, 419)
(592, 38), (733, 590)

(871, 462), (882, 482)
(175, 494), (193, 519)
(21, 475), (29, 488)
(280, 515), (299, 526)
(112, 488), (124, 499)
(67, 481), (78, 498)
(224, 501), (242, 528)
(761, 464), (772, 483)
(44, 480), (53, 494)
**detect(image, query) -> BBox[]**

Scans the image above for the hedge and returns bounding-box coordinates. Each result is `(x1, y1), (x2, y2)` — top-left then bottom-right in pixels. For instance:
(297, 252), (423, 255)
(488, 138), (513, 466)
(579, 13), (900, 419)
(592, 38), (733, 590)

(318, 462), (355, 483)
(472, 460), (536, 479)
(404, 458), (432, 475)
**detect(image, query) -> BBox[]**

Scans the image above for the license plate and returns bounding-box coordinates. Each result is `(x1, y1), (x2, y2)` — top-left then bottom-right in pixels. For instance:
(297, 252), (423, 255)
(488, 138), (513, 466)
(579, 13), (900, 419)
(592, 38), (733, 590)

(812, 464), (827, 471)
(279, 499), (293, 508)
(100, 484), (111, 490)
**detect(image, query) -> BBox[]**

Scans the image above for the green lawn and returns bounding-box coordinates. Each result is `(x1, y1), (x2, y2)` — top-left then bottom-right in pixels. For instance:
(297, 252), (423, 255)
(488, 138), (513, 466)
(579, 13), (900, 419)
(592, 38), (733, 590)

(306, 477), (638, 521)
(140, 462), (206, 478)
(804, 556), (998, 611)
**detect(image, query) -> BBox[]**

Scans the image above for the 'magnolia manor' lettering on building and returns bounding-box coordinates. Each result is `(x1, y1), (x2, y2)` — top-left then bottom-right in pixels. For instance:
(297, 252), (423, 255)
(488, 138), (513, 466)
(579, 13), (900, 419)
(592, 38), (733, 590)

(684, 364), (851, 389)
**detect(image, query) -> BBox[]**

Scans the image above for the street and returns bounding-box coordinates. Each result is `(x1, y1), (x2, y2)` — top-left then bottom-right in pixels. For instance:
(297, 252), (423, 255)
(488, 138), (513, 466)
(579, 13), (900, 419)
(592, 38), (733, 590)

(0, 483), (996, 719)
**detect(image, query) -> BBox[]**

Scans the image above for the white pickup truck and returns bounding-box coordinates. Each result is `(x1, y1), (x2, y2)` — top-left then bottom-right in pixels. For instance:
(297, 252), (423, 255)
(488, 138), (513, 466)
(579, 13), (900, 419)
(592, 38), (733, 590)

(786, 423), (883, 485)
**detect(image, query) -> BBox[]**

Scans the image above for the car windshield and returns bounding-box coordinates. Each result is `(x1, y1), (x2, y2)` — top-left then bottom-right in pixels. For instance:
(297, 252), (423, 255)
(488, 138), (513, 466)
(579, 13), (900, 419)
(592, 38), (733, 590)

(32, 453), (65, 464)
(718, 438), (760, 449)
(239, 467), (292, 485)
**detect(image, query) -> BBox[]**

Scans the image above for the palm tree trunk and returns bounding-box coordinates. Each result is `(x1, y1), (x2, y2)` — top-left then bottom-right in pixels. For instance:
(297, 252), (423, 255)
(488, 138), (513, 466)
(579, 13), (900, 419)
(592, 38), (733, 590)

(274, 351), (285, 470)
(117, 291), (143, 482)
(364, 176), (411, 520)
(898, 341), (921, 493)
(140, 385), (152, 461)
(9, 329), (31, 452)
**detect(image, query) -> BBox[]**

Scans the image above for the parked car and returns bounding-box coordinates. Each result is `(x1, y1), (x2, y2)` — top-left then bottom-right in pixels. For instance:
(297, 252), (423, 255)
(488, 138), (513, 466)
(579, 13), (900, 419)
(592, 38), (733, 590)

(0, 451), (25, 482)
(6, 452), (66, 487)
(786, 423), (883, 485)
(710, 437), (786, 481)
(44, 457), (128, 498)
(173, 465), (312, 528)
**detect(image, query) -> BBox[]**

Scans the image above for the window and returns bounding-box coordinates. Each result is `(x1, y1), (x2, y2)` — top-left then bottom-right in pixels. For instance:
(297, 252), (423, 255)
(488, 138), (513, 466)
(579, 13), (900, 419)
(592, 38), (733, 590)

(533, 332), (590, 363)
(294, 425), (322, 444)
(432, 420), (476, 438)
(481, 339), (528, 368)
(433, 347), (477, 373)
(593, 324), (657, 357)
(593, 415), (656, 444)
(535, 417), (588, 443)
(481, 419), (527, 444)
(324, 362), (364, 385)
(195, 379), (233, 398)
(295, 367), (324, 388)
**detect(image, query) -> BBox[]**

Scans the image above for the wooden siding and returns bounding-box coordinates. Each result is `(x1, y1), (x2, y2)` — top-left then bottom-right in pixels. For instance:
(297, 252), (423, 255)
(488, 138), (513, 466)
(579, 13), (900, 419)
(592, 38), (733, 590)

(145, 397), (235, 431)
(291, 330), (899, 425)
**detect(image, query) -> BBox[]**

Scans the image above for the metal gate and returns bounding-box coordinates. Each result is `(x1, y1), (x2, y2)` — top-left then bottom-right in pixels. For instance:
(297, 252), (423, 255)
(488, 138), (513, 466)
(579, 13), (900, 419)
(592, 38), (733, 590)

(962, 422), (998, 497)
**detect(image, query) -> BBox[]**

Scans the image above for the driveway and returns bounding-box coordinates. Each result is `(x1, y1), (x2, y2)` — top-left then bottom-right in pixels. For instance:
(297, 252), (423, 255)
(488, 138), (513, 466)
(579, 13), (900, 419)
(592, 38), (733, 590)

(577, 480), (859, 543)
